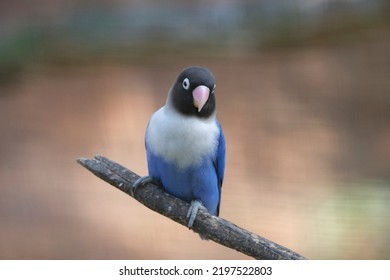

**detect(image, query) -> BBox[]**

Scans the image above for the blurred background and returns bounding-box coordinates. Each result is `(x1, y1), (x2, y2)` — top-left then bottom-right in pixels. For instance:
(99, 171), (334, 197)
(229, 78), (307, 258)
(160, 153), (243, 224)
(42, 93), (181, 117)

(0, 0), (389, 259)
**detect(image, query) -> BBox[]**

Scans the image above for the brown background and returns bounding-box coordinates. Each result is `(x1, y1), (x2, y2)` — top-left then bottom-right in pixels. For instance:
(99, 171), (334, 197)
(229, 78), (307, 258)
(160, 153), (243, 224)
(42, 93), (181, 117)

(1, 1), (389, 259)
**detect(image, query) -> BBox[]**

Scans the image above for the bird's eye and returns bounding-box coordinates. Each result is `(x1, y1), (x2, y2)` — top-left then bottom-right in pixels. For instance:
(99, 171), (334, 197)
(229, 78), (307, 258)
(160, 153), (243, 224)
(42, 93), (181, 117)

(182, 78), (190, 90)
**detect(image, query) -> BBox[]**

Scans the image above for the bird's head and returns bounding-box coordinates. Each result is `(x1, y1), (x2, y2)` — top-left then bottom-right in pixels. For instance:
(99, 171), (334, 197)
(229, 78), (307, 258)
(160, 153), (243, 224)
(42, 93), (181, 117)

(168, 66), (216, 119)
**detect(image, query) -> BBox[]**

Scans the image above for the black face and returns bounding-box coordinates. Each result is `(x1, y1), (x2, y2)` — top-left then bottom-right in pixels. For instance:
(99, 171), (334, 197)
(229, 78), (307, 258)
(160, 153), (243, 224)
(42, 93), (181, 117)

(170, 66), (216, 118)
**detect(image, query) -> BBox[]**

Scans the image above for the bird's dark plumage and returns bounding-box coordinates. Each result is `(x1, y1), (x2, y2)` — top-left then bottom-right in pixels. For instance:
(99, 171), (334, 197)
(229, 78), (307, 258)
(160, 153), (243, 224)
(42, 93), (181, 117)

(170, 66), (216, 118)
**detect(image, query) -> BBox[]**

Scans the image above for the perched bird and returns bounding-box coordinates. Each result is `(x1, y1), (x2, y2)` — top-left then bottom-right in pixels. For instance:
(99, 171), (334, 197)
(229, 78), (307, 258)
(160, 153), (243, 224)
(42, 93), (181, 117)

(134, 66), (226, 232)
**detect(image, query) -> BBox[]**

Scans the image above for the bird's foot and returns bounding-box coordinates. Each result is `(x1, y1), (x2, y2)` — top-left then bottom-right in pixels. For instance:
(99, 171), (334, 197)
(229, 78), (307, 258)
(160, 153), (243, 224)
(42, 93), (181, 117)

(186, 200), (205, 228)
(132, 176), (160, 194)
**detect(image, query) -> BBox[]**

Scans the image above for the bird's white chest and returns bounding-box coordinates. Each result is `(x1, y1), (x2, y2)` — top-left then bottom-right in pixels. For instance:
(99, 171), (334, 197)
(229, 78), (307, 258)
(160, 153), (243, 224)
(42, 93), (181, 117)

(146, 107), (219, 169)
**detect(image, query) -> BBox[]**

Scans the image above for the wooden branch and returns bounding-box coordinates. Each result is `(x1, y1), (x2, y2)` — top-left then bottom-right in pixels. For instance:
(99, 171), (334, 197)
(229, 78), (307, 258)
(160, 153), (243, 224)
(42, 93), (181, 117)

(77, 155), (306, 260)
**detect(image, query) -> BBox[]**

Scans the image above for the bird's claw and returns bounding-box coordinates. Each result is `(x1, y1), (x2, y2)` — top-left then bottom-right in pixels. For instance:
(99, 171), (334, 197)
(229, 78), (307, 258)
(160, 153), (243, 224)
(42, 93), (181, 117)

(186, 200), (205, 228)
(132, 176), (158, 194)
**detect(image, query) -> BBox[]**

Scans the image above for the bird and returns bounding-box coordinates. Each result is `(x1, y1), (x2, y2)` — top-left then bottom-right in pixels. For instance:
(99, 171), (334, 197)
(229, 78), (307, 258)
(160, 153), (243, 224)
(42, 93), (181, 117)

(133, 66), (226, 234)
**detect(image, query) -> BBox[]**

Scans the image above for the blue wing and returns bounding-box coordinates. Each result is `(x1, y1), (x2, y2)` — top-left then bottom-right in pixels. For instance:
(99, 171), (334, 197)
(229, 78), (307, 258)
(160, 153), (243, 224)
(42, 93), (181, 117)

(214, 120), (226, 216)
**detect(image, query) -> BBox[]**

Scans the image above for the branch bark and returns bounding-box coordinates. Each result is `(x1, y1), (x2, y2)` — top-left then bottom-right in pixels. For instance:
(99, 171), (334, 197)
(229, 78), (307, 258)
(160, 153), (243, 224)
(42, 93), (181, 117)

(77, 155), (306, 260)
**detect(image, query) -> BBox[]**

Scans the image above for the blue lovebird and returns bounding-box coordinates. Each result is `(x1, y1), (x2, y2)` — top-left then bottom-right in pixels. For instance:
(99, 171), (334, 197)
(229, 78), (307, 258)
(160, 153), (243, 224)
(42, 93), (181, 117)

(134, 66), (226, 232)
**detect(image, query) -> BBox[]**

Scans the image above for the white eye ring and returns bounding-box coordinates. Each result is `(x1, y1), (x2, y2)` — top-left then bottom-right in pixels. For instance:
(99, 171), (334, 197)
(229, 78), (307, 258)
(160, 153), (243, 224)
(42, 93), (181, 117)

(182, 78), (190, 90)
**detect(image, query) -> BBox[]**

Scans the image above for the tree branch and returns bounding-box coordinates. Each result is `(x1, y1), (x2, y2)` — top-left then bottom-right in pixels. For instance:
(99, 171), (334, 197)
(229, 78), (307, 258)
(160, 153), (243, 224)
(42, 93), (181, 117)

(77, 155), (306, 260)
